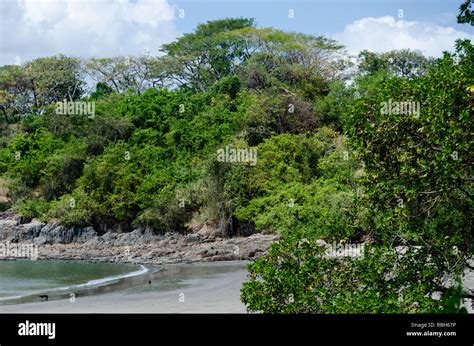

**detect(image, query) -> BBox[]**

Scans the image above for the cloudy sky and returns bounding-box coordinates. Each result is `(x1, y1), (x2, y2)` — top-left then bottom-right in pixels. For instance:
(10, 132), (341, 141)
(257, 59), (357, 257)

(1, 0), (473, 66)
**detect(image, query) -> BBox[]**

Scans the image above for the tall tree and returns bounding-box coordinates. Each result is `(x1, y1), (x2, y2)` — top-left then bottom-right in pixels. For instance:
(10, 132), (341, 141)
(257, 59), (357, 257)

(0, 65), (29, 123)
(24, 55), (84, 110)
(358, 49), (433, 78)
(85, 53), (167, 94)
(159, 18), (255, 90)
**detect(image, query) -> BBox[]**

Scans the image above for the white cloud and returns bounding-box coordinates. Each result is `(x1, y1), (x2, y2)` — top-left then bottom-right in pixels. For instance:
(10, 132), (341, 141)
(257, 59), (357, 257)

(0, 0), (180, 65)
(333, 16), (474, 57)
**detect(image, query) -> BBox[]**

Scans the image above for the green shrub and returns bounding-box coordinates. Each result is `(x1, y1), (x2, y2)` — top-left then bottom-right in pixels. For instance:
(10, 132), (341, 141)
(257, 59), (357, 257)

(12, 198), (50, 222)
(241, 236), (465, 313)
(46, 189), (96, 228)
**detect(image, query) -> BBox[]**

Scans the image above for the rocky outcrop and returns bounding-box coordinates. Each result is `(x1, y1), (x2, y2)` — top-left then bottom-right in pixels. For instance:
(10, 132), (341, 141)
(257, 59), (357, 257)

(0, 215), (97, 245)
(0, 212), (279, 265)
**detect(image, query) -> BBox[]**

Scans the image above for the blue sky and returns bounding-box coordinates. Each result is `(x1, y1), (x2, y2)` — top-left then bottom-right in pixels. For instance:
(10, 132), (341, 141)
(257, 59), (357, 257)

(0, 0), (472, 65)
(171, 0), (469, 36)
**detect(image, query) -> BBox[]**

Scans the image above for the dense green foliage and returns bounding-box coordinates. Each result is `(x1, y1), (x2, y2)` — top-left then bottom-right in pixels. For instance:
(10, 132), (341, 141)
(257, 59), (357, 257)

(1, 12), (472, 313)
(458, 0), (473, 25)
(241, 40), (474, 313)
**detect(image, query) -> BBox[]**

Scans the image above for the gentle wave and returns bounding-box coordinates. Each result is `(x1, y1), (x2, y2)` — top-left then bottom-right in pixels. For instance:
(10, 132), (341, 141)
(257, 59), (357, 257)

(56, 264), (149, 291)
(0, 264), (149, 302)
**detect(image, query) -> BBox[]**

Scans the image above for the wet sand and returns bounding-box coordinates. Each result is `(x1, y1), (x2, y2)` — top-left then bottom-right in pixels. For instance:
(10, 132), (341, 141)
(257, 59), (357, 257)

(0, 262), (248, 313)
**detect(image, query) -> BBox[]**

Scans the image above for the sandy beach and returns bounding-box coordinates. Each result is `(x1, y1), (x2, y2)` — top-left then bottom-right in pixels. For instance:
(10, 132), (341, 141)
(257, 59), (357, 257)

(0, 262), (249, 313)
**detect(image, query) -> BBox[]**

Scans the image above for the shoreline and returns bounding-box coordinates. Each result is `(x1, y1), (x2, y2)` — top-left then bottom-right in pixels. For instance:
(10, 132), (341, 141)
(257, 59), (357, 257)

(0, 213), (268, 312)
(0, 261), (249, 313)
(1, 215), (472, 313)
(0, 215), (278, 265)
(0, 261), (150, 304)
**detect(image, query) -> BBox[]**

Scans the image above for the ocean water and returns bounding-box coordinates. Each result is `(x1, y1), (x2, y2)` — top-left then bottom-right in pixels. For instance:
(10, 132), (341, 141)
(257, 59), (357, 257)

(0, 259), (247, 307)
(0, 260), (143, 301)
